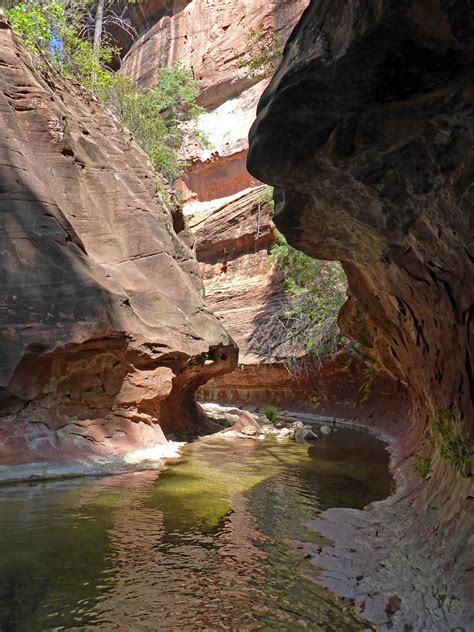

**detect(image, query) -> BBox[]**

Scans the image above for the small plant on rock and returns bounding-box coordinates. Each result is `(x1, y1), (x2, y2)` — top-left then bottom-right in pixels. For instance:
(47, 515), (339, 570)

(238, 25), (283, 79)
(430, 409), (472, 476)
(263, 405), (279, 423)
(414, 454), (432, 479)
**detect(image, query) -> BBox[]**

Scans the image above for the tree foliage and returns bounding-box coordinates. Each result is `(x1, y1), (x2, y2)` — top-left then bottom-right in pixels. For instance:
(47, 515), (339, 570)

(238, 25), (283, 79)
(252, 189), (348, 372)
(6, 1), (206, 182)
(7, 0), (118, 91)
(100, 66), (206, 181)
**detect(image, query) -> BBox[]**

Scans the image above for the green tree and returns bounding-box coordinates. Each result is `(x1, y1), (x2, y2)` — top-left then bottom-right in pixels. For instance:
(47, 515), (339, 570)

(252, 194), (348, 373)
(7, 0), (117, 92)
(238, 25), (283, 79)
(101, 65), (206, 182)
(7, 2), (206, 182)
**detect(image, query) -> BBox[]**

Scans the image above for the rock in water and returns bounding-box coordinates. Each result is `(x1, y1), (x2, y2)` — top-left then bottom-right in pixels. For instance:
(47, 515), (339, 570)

(0, 22), (237, 468)
(230, 410), (263, 434)
(241, 425), (258, 437)
(295, 429), (318, 442)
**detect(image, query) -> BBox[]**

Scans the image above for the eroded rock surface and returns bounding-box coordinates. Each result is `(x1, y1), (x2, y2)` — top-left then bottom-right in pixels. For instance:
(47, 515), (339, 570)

(0, 21), (237, 468)
(122, 0), (308, 107)
(121, 0), (308, 205)
(248, 0), (473, 627)
(188, 186), (285, 364)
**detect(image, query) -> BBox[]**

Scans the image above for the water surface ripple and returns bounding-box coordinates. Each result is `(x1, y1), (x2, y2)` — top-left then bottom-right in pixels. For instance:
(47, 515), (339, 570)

(0, 425), (392, 631)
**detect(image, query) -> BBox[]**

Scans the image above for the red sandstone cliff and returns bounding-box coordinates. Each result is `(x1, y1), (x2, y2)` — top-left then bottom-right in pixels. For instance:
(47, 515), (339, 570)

(122, 0), (308, 205)
(188, 187), (281, 365)
(247, 0), (474, 624)
(0, 19), (237, 469)
(120, 0), (308, 379)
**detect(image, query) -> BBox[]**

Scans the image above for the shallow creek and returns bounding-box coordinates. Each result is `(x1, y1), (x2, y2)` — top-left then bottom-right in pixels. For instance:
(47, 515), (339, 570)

(0, 425), (392, 631)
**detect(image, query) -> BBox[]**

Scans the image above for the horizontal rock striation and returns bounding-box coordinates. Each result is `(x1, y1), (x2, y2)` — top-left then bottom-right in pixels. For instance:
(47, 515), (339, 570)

(0, 20), (237, 467)
(189, 186), (282, 365)
(122, 0), (309, 205)
(248, 0), (474, 626)
(178, 83), (265, 204)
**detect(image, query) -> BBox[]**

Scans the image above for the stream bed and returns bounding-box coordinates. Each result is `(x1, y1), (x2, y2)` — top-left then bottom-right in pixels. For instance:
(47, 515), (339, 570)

(0, 424), (392, 631)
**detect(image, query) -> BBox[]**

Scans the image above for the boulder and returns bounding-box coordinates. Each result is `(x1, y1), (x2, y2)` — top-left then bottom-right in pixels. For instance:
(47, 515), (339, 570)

(230, 410), (263, 434)
(295, 429), (319, 443)
(241, 425), (258, 437)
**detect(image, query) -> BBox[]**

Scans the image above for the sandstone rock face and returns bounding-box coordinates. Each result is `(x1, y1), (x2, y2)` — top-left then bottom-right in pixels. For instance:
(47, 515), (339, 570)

(248, 2), (473, 437)
(178, 82), (265, 204)
(122, 0), (308, 107)
(200, 349), (408, 425)
(0, 22), (237, 467)
(122, 0), (308, 205)
(247, 0), (473, 614)
(188, 186), (285, 364)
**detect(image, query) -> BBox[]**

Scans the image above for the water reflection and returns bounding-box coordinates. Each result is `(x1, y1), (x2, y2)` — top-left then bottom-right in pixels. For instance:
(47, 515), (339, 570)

(0, 426), (391, 630)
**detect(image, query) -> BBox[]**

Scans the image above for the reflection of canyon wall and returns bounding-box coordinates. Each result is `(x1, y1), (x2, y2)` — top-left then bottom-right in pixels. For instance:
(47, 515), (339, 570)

(0, 21), (236, 467)
(247, 0), (473, 611)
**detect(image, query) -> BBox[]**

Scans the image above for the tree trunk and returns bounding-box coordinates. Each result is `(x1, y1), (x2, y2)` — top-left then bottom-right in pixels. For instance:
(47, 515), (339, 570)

(93, 0), (105, 53)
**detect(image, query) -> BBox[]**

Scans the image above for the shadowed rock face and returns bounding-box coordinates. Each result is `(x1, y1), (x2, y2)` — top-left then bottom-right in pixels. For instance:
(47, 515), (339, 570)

(248, 0), (473, 444)
(247, 0), (474, 618)
(0, 21), (237, 465)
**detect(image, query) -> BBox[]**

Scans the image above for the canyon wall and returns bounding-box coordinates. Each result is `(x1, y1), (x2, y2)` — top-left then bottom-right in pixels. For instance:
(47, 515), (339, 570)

(121, 0), (408, 421)
(122, 0), (308, 205)
(188, 186), (281, 365)
(247, 0), (473, 611)
(248, 0), (474, 448)
(121, 0), (310, 391)
(0, 19), (237, 468)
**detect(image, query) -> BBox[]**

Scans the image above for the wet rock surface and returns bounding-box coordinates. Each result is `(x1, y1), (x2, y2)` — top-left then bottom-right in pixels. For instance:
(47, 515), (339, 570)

(247, 0), (474, 628)
(0, 23), (237, 468)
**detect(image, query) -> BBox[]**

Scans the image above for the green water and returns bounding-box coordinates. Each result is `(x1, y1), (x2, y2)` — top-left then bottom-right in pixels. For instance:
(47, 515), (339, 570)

(0, 425), (392, 631)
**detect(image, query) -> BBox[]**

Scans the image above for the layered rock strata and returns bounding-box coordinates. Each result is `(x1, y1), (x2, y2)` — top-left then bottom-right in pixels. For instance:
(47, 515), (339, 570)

(188, 186), (283, 365)
(248, 0), (474, 627)
(0, 20), (237, 470)
(122, 0), (308, 204)
(121, 0), (308, 106)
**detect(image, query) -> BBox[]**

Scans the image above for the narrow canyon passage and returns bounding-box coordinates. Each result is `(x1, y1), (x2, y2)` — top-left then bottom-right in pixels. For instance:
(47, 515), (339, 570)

(0, 0), (472, 630)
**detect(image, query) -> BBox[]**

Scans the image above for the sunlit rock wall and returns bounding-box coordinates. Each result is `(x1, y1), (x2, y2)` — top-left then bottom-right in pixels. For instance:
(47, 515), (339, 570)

(188, 187), (281, 365)
(121, 0), (308, 204)
(122, 0), (308, 106)
(0, 20), (237, 467)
